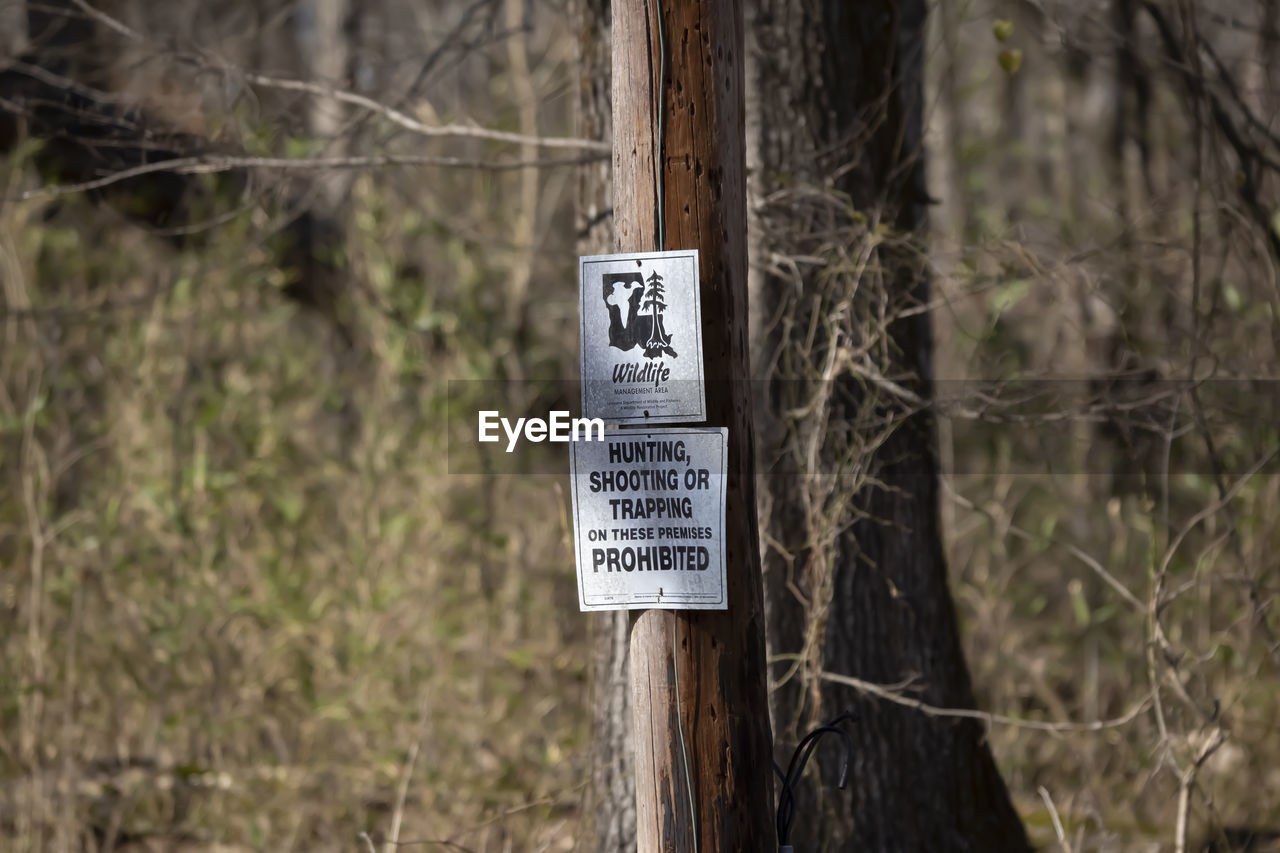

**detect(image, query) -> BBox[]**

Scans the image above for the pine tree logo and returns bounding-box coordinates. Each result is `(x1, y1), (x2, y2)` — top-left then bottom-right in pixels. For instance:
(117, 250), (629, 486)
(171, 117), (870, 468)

(641, 270), (677, 358)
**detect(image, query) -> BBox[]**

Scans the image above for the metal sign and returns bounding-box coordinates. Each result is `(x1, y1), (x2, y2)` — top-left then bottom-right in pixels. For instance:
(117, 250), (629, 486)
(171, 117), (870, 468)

(579, 250), (706, 424)
(569, 427), (728, 611)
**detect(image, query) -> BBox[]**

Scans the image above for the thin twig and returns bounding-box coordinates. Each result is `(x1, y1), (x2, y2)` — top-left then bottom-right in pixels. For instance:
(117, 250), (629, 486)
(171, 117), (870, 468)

(384, 840), (475, 852)
(245, 74), (608, 152)
(1158, 447), (1279, 580)
(70, 0), (142, 41)
(946, 486), (1146, 612)
(385, 742), (420, 853)
(42, 2), (603, 155)
(14, 152), (606, 202)
(818, 670), (1152, 733)
(1175, 729), (1226, 853)
(1038, 786), (1073, 853)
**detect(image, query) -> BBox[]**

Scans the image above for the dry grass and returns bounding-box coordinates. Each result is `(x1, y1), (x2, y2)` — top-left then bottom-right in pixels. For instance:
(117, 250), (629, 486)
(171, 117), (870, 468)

(0, 171), (587, 851)
(2, 0), (1279, 850)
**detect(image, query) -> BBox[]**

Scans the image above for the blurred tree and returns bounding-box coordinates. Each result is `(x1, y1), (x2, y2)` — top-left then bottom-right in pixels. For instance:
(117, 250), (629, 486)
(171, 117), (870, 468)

(749, 0), (1032, 849)
(0, 0), (354, 343)
(570, 0), (636, 849)
(0, 0), (27, 62)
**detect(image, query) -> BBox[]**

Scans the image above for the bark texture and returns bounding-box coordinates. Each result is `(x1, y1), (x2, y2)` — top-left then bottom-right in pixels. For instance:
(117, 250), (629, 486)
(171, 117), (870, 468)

(750, 0), (1032, 849)
(613, 0), (776, 848)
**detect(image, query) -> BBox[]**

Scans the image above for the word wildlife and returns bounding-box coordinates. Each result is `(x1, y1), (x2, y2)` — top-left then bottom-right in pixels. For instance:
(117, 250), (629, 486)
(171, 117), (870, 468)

(611, 360), (672, 387)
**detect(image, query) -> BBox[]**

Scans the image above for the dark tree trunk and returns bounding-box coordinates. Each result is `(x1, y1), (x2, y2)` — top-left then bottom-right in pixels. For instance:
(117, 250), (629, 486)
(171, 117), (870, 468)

(749, 0), (1032, 849)
(572, 1), (636, 850)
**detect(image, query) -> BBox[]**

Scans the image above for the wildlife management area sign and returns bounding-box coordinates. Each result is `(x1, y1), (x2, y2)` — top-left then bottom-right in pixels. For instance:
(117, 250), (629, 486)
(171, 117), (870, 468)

(579, 250), (706, 424)
(569, 427), (728, 611)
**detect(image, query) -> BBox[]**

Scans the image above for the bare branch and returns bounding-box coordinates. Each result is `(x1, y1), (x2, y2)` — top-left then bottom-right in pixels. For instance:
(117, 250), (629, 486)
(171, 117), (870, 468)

(818, 670), (1153, 733)
(244, 74), (609, 152)
(1038, 787), (1073, 853)
(14, 152), (607, 202)
(69, 0), (142, 42)
(42, 3), (606, 154)
(946, 486), (1147, 612)
(1174, 729), (1227, 853)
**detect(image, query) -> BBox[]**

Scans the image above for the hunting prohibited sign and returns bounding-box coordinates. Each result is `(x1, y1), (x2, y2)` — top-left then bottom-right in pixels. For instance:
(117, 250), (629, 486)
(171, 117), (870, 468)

(579, 250), (706, 424)
(569, 427), (728, 611)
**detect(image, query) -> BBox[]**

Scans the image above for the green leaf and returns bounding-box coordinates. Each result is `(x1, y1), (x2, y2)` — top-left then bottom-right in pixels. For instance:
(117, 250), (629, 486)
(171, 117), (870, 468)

(1270, 208), (1280, 239)
(1224, 283), (1242, 311)
(1069, 579), (1091, 628)
(998, 49), (1023, 74)
(992, 278), (1030, 316)
(285, 136), (318, 159)
(273, 491), (304, 523)
(993, 19), (1014, 42)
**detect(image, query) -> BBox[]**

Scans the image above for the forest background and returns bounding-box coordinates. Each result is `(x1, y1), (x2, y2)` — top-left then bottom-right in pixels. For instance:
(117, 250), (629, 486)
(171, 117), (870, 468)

(1, 0), (1278, 850)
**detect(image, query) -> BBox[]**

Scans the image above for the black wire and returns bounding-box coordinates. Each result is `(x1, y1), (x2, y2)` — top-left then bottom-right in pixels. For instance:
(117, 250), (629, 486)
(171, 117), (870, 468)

(774, 712), (856, 849)
(655, 0), (666, 251)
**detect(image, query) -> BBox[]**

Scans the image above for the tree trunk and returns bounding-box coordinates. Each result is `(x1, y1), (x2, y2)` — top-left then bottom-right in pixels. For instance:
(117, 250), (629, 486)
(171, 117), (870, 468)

(573, 1), (637, 851)
(1, 1), (354, 345)
(296, 0), (356, 207)
(0, 0), (27, 64)
(935, 0), (975, 245)
(749, 0), (1032, 849)
(612, 0), (776, 848)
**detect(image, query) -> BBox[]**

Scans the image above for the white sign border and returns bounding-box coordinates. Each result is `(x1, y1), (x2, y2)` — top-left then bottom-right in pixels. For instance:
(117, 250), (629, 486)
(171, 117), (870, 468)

(578, 249), (707, 426)
(569, 426), (728, 611)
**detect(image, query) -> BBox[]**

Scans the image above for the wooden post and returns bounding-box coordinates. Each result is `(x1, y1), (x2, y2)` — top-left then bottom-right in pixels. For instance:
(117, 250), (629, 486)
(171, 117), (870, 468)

(612, 0), (776, 849)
